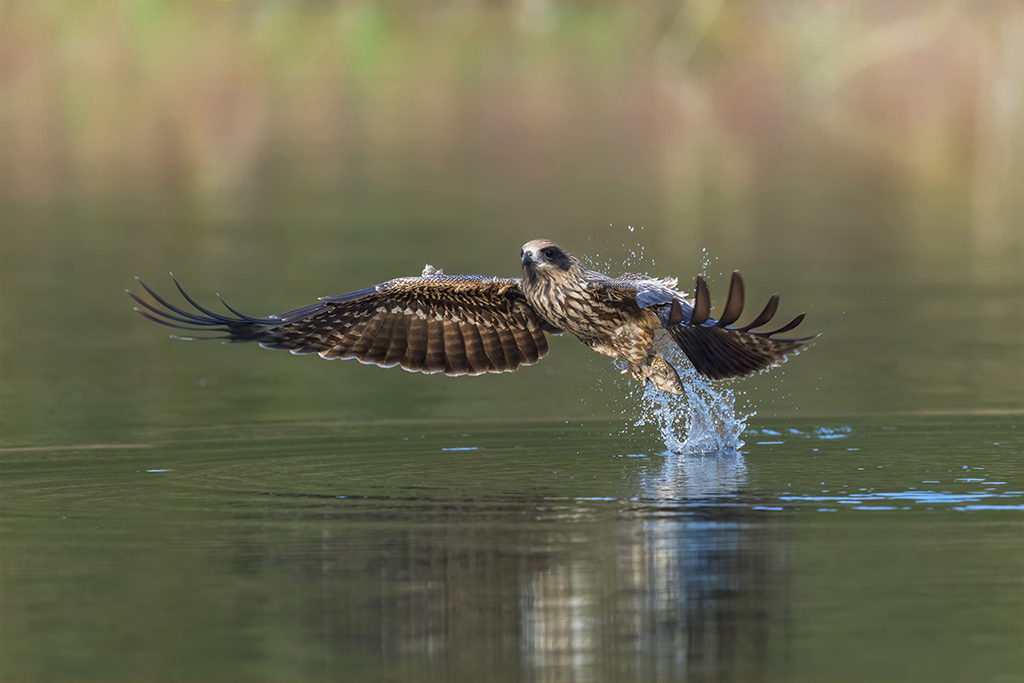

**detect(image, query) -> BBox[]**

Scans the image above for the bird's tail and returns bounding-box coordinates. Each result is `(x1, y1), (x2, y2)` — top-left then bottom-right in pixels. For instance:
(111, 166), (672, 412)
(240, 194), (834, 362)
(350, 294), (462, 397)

(667, 272), (815, 380)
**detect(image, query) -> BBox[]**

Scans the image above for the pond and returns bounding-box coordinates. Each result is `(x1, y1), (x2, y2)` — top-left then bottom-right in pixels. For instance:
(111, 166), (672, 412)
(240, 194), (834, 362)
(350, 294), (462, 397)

(2, 3), (1022, 682)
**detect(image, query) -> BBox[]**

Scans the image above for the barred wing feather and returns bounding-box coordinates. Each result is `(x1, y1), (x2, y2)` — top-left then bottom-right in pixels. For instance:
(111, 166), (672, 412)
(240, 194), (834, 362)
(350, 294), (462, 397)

(130, 274), (549, 376)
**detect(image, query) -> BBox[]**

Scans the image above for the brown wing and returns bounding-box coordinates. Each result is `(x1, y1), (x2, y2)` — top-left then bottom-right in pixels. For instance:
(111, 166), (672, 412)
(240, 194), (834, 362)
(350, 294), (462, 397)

(603, 270), (814, 380)
(667, 272), (815, 380)
(130, 273), (550, 376)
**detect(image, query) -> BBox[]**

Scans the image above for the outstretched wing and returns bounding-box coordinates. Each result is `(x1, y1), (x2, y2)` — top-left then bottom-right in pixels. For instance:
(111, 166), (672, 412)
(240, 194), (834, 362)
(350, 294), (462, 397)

(584, 269), (812, 380)
(664, 272), (814, 380)
(130, 273), (550, 376)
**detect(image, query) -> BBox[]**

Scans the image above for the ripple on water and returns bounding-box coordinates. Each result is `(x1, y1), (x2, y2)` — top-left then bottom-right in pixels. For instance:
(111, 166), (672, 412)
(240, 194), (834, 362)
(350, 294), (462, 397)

(776, 487), (1024, 512)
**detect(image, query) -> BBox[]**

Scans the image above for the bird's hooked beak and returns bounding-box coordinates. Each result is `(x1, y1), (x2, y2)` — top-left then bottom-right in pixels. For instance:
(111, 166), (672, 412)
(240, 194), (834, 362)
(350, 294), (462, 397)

(521, 250), (534, 268)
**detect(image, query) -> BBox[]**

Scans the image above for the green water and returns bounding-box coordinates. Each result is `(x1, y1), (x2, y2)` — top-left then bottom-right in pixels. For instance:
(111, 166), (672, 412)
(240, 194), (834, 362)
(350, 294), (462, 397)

(3, 3), (1023, 681)
(3, 418), (1021, 681)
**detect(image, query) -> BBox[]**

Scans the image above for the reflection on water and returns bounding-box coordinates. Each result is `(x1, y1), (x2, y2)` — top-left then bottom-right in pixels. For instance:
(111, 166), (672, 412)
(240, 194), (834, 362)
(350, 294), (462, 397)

(3, 416), (1022, 681)
(250, 446), (787, 681)
(519, 450), (775, 681)
(646, 448), (749, 500)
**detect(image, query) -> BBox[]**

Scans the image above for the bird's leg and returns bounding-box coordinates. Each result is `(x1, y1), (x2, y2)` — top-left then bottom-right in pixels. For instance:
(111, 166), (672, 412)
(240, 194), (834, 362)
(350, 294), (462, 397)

(630, 354), (684, 395)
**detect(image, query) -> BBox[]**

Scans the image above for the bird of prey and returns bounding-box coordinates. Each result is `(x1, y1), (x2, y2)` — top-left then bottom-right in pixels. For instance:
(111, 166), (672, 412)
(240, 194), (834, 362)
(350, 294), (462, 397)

(130, 239), (812, 393)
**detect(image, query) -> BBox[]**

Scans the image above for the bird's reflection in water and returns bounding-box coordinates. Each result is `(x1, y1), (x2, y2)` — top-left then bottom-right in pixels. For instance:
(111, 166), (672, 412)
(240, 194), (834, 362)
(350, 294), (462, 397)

(518, 450), (787, 682)
(650, 448), (750, 498)
(252, 449), (788, 681)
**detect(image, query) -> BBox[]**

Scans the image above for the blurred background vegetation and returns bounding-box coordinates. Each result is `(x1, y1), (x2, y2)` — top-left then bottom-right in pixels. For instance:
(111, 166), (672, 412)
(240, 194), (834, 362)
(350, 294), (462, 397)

(2, 1), (1021, 446)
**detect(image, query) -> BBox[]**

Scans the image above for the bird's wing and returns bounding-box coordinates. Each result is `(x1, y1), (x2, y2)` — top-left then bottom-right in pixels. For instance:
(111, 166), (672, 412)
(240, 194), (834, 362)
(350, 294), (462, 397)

(600, 270), (813, 380)
(130, 273), (550, 376)
(667, 272), (815, 380)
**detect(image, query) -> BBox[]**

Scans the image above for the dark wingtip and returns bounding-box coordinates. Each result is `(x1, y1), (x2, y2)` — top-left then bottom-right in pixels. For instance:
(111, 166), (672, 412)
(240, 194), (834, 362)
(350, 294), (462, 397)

(668, 272), (814, 380)
(669, 298), (683, 326)
(739, 294), (780, 332)
(759, 312), (806, 336)
(691, 276), (711, 325)
(130, 276), (273, 338)
(715, 271), (744, 327)
(217, 293), (264, 322)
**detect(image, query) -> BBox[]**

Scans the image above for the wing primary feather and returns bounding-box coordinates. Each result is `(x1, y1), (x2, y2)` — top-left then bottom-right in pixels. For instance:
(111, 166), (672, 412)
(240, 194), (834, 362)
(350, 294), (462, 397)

(130, 291), (218, 328)
(361, 312), (400, 365)
(345, 312), (389, 358)
(495, 327), (522, 368)
(442, 321), (470, 375)
(423, 318), (446, 373)
(669, 299), (683, 326)
(478, 326), (510, 371)
(655, 299), (684, 329)
(316, 308), (371, 357)
(759, 313), (806, 336)
(691, 276), (711, 325)
(132, 305), (216, 333)
(531, 326), (549, 361)
(715, 272), (744, 327)
(459, 322), (489, 374)
(382, 314), (412, 367)
(319, 285), (381, 304)
(168, 333), (219, 342)
(135, 280), (233, 326)
(510, 324), (541, 364)
(401, 315), (430, 371)
(739, 295), (779, 332)
(216, 294), (266, 323)
(172, 277), (244, 323)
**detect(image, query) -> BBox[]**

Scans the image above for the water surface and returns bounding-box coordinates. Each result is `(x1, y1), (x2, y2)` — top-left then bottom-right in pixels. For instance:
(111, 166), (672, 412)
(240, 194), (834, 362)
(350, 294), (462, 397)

(4, 416), (1021, 682)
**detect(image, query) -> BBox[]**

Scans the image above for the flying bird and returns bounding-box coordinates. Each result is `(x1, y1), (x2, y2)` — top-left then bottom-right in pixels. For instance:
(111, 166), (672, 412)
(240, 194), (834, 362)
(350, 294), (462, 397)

(130, 239), (813, 393)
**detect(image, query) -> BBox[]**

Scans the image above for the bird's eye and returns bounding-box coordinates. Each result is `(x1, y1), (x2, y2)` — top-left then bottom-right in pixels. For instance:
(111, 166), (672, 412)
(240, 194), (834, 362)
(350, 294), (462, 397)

(543, 248), (557, 259)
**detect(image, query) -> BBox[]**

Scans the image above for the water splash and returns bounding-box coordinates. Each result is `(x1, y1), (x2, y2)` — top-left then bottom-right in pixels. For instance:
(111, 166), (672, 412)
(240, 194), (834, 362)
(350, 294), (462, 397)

(633, 346), (751, 454)
(634, 243), (746, 453)
(699, 247), (716, 277)
(594, 235), (755, 452)
(597, 238), (748, 453)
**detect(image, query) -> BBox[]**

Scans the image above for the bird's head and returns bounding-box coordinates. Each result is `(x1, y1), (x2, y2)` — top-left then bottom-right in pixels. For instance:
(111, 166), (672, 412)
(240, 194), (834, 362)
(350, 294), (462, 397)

(521, 239), (577, 274)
